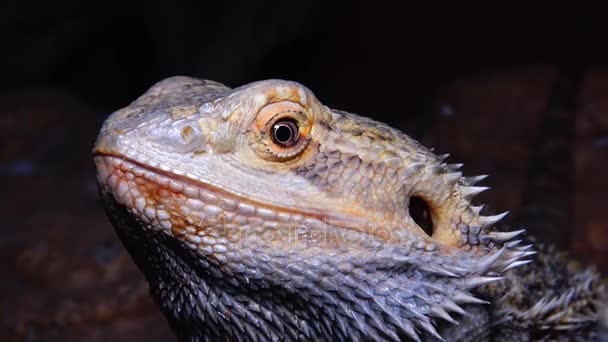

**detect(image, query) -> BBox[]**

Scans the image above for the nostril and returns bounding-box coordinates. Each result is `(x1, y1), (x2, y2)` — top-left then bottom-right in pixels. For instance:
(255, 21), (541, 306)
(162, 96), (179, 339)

(154, 119), (205, 153)
(181, 125), (196, 144)
(409, 196), (434, 237)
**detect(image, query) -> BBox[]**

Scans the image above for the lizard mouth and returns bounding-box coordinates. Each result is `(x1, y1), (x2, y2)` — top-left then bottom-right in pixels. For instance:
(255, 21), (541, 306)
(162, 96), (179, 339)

(94, 153), (399, 243)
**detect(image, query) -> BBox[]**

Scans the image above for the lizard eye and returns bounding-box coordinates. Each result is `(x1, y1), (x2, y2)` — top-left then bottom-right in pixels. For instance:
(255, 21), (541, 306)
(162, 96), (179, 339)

(251, 100), (313, 161)
(271, 119), (299, 147)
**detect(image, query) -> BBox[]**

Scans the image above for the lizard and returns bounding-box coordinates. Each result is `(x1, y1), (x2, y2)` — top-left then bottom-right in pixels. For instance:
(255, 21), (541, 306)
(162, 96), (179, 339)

(93, 76), (605, 341)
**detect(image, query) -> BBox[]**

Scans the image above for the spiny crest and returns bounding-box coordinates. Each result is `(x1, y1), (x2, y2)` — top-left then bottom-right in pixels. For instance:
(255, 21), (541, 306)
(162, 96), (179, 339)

(427, 156), (530, 253)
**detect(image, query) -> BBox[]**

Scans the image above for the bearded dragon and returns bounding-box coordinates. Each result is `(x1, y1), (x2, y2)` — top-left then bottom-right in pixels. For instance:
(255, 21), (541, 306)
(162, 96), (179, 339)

(93, 76), (605, 341)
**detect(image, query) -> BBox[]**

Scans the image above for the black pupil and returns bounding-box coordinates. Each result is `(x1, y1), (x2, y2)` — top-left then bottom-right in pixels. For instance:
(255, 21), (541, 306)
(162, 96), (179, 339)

(274, 123), (294, 143)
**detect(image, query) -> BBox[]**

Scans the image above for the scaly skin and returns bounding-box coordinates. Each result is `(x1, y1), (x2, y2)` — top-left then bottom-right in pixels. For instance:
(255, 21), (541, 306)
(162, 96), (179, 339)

(93, 76), (604, 341)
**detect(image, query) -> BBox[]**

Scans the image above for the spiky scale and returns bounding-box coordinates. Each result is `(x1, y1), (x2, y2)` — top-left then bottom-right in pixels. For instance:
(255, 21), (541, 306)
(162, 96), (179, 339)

(420, 265), (459, 278)
(452, 290), (490, 305)
(505, 239), (523, 248)
(446, 171), (463, 185)
(462, 186), (490, 200)
(478, 211), (509, 226)
(443, 264), (470, 275)
(517, 244), (534, 251)
(417, 318), (445, 341)
(470, 204), (485, 215)
(399, 319), (421, 342)
(464, 174), (488, 185)
(447, 163), (463, 172)
(431, 306), (459, 325)
(520, 251), (538, 258)
(408, 162), (426, 172)
(442, 299), (467, 316)
(429, 164), (445, 174)
(501, 260), (532, 272)
(437, 153), (450, 162)
(464, 276), (505, 289)
(476, 247), (507, 274)
(484, 229), (526, 242)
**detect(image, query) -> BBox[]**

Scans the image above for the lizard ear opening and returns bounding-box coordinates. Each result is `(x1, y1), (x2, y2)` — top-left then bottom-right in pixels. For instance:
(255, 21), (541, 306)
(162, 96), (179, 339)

(409, 196), (434, 237)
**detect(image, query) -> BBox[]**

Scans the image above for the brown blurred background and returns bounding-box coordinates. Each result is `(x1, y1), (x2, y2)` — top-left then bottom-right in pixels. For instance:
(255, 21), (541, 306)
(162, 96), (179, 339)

(1, 1), (607, 340)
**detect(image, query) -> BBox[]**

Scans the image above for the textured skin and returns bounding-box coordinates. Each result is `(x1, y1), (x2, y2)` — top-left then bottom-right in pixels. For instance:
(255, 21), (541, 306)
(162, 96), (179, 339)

(93, 76), (605, 341)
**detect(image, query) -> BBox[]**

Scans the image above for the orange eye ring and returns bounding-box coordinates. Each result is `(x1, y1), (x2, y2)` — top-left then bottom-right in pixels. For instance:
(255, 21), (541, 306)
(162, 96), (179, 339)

(252, 101), (313, 161)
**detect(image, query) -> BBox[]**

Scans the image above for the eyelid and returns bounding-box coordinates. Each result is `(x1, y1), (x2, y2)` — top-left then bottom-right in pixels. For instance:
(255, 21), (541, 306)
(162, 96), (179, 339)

(268, 111), (303, 127)
(255, 101), (308, 132)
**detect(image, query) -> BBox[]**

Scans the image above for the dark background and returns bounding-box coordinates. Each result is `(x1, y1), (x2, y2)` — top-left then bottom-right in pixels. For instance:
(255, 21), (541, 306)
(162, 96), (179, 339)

(1, 1), (607, 340)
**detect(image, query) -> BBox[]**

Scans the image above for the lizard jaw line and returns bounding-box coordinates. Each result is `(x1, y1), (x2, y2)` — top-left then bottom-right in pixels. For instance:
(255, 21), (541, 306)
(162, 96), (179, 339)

(94, 153), (394, 241)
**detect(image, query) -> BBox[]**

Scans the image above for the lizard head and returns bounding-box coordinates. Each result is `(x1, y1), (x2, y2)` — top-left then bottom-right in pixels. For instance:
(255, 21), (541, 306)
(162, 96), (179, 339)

(94, 76), (533, 340)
